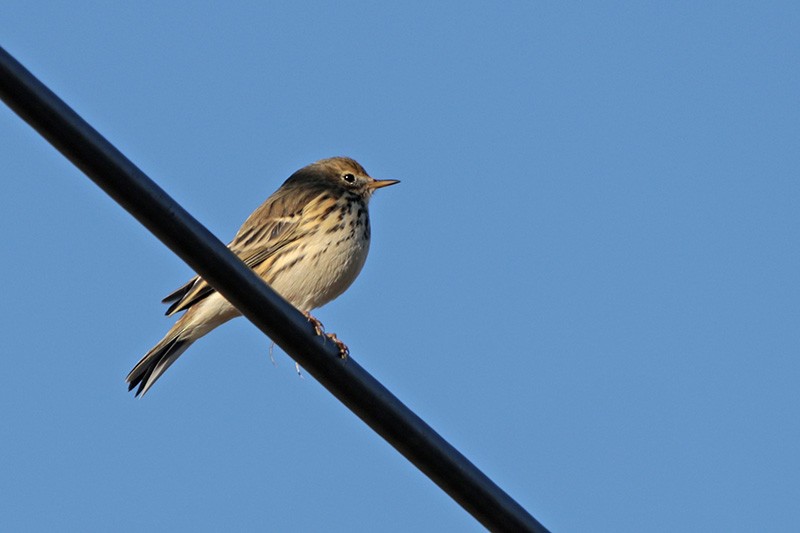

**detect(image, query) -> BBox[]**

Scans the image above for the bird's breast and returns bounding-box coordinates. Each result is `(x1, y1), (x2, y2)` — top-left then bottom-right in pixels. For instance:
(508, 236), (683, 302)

(267, 202), (371, 312)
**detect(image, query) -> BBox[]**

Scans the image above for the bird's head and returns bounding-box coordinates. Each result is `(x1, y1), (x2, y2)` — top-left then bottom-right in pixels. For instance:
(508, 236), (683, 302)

(290, 157), (399, 199)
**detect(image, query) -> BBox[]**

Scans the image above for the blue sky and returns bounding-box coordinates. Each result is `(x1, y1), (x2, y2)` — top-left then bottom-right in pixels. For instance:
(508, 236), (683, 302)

(2, 2), (799, 531)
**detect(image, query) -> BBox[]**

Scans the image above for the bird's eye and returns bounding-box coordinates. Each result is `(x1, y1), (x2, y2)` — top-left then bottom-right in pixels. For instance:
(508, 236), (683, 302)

(342, 173), (356, 183)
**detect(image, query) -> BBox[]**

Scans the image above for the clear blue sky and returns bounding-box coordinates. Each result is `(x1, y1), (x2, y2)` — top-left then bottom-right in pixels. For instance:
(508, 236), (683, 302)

(2, 3), (798, 531)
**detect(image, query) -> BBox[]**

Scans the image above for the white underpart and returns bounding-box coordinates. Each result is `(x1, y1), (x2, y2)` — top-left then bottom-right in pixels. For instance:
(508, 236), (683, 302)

(182, 211), (371, 343)
(272, 222), (371, 313)
(182, 292), (241, 340)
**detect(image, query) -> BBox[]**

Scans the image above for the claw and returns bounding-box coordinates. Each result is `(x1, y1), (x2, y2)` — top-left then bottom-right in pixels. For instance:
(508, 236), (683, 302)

(304, 312), (325, 336)
(304, 312), (348, 359)
(326, 332), (350, 360)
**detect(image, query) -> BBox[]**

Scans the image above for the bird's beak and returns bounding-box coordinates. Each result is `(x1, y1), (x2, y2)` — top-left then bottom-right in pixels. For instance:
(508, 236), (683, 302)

(368, 178), (401, 190)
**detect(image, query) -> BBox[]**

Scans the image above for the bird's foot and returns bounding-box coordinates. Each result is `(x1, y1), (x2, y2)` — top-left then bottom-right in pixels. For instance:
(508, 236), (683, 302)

(304, 312), (348, 359)
(326, 332), (350, 360)
(304, 312), (326, 336)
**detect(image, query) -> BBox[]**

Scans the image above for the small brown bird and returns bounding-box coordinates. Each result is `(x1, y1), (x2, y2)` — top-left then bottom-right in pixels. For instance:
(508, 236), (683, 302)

(126, 157), (399, 396)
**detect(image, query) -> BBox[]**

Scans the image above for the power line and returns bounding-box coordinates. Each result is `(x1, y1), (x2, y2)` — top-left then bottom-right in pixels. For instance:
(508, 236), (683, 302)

(0, 46), (550, 533)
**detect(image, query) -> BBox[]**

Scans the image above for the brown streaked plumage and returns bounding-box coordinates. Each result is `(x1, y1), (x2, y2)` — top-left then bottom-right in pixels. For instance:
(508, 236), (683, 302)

(126, 157), (399, 396)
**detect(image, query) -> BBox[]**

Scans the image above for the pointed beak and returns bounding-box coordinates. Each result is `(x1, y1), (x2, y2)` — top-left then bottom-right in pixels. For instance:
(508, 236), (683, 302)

(368, 178), (400, 190)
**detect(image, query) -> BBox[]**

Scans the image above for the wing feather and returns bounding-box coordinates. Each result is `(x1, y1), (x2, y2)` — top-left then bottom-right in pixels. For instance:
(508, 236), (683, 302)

(162, 181), (327, 315)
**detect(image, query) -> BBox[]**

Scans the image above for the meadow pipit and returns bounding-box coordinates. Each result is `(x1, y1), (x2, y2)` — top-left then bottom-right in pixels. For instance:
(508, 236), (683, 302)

(126, 157), (399, 396)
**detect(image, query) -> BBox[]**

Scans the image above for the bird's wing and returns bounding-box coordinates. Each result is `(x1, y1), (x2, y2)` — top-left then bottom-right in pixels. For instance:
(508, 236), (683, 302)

(162, 184), (323, 316)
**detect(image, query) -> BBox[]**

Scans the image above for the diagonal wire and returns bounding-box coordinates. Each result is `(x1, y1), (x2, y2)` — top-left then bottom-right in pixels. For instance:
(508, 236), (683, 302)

(0, 46), (550, 533)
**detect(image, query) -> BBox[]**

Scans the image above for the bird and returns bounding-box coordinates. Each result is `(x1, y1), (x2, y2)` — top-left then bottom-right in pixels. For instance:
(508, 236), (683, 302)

(126, 157), (399, 396)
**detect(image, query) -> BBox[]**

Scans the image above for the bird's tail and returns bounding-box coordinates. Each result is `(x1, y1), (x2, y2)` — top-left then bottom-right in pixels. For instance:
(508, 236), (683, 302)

(126, 331), (195, 397)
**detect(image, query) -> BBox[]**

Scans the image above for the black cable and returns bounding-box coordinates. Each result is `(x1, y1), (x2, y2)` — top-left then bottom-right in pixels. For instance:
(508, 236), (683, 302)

(0, 46), (550, 533)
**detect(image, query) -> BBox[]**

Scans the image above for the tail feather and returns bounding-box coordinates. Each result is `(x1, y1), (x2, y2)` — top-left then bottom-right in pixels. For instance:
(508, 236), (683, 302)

(126, 335), (194, 397)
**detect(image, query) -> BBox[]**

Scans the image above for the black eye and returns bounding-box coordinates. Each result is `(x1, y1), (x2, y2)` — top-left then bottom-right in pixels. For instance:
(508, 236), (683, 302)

(342, 173), (356, 183)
